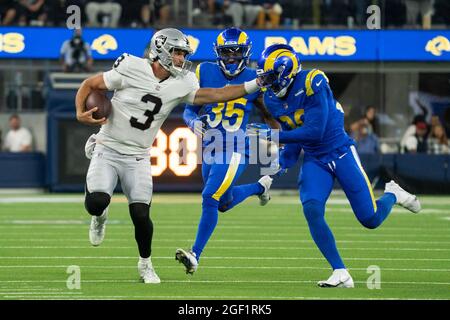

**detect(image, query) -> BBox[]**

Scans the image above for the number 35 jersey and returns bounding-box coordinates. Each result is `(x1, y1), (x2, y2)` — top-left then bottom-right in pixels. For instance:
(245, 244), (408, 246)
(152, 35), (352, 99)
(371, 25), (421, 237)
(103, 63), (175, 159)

(98, 53), (199, 155)
(195, 62), (260, 154)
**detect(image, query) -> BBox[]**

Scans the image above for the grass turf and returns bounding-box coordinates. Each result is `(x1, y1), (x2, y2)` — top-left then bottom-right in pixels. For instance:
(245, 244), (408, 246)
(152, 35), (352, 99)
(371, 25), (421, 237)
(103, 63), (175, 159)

(0, 193), (449, 300)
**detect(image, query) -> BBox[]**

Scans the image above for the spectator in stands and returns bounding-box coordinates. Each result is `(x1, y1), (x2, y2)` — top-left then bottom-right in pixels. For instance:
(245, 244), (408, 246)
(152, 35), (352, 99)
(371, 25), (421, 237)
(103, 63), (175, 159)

(0, 0), (18, 25)
(428, 124), (450, 154)
(384, 0), (406, 27)
(321, 0), (354, 27)
(14, 0), (48, 26)
(60, 29), (93, 72)
(48, 0), (87, 27)
(430, 114), (441, 128)
(255, 1), (283, 28)
(433, 0), (450, 26)
(401, 120), (429, 153)
(279, 0), (306, 27)
(224, 0), (262, 28)
(203, 0), (231, 26)
(405, 0), (434, 29)
(150, 0), (171, 26)
(350, 105), (380, 137)
(3, 114), (33, 152)
(120, 0), (170, 27)
(354, 0), (372, 27)
(352, 122), (380, 154)
(444, 107), (450, 137)
(85, 0), (122, 27)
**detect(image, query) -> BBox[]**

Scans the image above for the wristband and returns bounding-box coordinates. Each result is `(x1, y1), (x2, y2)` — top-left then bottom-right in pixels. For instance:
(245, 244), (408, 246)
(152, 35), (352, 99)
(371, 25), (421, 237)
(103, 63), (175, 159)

(244, 79), (259, 94)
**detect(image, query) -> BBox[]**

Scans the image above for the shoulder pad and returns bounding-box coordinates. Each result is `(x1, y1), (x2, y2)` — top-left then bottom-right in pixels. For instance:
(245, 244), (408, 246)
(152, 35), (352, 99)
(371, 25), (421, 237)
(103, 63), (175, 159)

(305, 69), (329, 96)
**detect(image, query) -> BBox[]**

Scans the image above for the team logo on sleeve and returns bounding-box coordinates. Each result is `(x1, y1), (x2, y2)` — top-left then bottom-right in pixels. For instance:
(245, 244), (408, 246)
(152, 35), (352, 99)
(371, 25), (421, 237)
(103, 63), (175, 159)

(155, 35), (167, 49)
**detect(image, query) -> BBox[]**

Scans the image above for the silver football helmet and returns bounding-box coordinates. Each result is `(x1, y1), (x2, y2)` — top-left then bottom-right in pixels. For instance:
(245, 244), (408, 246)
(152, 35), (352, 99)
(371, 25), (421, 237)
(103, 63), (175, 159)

(148, 28), (193, 77)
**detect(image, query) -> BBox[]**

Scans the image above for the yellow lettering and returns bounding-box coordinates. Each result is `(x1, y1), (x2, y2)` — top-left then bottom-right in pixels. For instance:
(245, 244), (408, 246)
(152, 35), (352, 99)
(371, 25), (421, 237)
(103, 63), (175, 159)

(308, 36), (335, 55)
(289, 37), (309, 56)
(2, 33), (25, 54)
(335, 36), (356, 56)
(264, 36), (287, 48)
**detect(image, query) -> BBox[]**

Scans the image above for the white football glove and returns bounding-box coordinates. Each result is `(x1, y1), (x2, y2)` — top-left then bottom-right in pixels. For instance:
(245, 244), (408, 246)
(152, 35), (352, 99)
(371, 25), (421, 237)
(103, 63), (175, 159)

(188, 115), (209, 137)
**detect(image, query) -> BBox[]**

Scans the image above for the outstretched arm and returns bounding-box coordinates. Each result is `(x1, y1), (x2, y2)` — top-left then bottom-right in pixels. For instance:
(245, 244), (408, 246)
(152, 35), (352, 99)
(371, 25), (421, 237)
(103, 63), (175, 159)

(191, 79), (259, 105)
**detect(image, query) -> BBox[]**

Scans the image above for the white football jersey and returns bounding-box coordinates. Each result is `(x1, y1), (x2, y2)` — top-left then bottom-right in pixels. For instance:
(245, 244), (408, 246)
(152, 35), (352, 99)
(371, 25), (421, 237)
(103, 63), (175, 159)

(97, 53), (199, 155)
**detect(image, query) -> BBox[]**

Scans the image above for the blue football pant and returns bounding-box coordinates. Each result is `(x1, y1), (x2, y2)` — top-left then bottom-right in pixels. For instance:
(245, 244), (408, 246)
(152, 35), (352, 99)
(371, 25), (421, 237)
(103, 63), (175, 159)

(192, 152), (263, 260)
(299, 145), (396, 270)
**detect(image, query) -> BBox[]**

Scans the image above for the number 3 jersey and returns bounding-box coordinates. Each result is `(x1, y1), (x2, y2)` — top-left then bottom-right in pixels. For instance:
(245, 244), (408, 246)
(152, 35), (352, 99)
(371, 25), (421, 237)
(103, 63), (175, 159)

(194, 62), (260, 155)
(98, 53), (199, 155)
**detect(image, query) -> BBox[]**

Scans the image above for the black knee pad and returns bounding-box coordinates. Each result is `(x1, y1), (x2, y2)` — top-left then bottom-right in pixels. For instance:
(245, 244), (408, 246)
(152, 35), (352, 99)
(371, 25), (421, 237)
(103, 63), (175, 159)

(85, 190), (110, 216)
(129, 202), (150, 221)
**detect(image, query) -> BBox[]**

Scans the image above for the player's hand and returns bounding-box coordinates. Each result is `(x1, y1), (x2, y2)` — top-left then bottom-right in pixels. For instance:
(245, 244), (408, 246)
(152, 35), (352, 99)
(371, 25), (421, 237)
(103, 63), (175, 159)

(278, 145), (299, 171)
(188, 115), (208, 137)
(76, 107), (107, 126)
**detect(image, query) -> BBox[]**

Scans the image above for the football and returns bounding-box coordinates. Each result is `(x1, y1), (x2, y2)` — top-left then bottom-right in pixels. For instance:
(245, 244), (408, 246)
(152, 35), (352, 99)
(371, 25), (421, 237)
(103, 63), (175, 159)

(85, 90), (112, 120)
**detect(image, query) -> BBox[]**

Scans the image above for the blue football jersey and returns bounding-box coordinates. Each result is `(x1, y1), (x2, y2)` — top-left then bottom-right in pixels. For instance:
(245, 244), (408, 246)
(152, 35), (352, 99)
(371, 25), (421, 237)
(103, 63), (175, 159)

(196, 62), (260, 154)
(263, 69), (353, 158)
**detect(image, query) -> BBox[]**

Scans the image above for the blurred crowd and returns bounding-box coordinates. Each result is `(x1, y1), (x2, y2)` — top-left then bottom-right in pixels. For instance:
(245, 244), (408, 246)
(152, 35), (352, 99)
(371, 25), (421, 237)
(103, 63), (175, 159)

(0, 0), (448, 29)
(348, 105), (450, 155)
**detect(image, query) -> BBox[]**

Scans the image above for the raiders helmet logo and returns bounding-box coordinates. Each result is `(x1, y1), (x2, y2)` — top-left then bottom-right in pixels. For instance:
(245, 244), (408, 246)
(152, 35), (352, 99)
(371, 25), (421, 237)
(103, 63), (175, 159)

(155, 35), (167, 49)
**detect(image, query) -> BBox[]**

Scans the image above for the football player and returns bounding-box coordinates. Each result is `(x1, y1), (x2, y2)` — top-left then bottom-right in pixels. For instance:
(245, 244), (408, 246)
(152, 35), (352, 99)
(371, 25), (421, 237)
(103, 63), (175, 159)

(251, 44), (421, 288)
(175, 28), (279, 275)
(75, 28), (261, 284)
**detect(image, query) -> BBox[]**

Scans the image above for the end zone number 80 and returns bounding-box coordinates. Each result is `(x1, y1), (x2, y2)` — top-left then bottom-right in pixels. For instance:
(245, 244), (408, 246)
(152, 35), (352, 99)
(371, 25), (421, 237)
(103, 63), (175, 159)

(151, 128), (198, 177)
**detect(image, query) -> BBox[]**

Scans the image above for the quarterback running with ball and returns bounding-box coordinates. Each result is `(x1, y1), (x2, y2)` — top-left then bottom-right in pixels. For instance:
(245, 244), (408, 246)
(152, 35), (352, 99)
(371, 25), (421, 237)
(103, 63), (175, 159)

(75, 28), (261, 284)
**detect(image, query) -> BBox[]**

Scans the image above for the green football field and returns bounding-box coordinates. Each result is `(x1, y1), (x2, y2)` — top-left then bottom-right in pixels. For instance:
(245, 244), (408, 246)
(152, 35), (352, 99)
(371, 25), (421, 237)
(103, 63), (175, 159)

(0, 192), (449, 300)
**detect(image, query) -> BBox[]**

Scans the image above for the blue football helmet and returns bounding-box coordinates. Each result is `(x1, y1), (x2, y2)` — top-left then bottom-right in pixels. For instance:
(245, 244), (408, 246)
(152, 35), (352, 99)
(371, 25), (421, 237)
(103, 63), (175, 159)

(213, 28), (252, 77)
(257, 44), (301, 97)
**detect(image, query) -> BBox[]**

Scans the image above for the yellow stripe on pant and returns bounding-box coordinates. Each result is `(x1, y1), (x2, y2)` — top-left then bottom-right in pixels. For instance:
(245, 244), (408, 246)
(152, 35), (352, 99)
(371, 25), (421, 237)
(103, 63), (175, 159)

(350, 146), (377, 212)
(212, 152), (242, 201)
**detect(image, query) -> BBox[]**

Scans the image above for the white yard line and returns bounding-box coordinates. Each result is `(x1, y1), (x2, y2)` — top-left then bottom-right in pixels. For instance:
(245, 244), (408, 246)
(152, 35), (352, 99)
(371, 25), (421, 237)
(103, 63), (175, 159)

(1, 233), (448, 239)
(0, 239), (448, 245)
(0, 292), (82, 295)
(0, 224), (449, 232)
(1, 246), (449, 251)
(1, 256), (449, 261)
(0, 265), (449, 272)
(0, 197), (84, 204)
(0, 279), (448, 286)
(1, 194), (450, 205)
